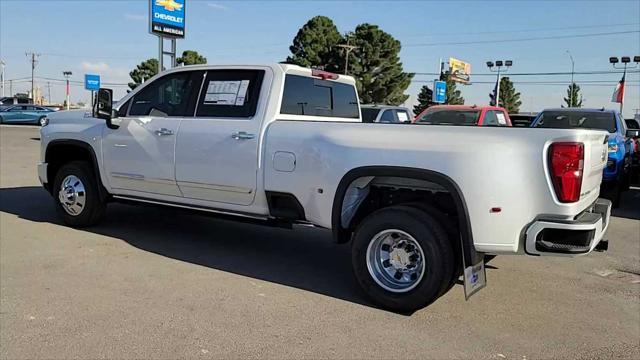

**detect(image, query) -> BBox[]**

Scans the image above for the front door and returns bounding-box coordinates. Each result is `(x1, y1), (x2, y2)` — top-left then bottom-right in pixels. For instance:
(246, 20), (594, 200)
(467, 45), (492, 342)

(102, 70), (203, 198)
(175, 68), (269, 205)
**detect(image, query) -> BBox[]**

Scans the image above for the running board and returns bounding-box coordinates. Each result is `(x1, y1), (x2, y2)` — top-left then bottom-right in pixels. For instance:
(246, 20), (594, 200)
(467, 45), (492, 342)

(112, 195), (293, 229)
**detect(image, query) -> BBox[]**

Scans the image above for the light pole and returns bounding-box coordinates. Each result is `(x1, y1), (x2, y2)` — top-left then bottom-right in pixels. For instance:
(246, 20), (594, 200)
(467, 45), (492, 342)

(0, 60), (5, 97)
(566, 50), (575, 107)
(609, 56), (640, 115)
(486, 60), (512, 107)
(63, 71), (72, 110)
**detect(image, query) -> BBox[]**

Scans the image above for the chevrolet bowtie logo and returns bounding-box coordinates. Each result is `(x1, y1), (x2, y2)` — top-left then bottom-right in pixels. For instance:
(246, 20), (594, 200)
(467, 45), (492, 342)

(156, 0), (183, 12)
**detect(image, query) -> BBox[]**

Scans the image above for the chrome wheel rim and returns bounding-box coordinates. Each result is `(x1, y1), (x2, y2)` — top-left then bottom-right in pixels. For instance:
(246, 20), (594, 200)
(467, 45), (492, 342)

(58, 175), (86, 216)
(366, 229), (425, 293)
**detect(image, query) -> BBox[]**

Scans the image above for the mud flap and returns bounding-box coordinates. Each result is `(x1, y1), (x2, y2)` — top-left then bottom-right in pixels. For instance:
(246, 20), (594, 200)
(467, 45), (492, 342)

(460, 236), (486, 299)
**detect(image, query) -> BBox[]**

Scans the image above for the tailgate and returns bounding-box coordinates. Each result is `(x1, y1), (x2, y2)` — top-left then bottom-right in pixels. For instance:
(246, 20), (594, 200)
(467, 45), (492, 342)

(581, 132), (608, 199)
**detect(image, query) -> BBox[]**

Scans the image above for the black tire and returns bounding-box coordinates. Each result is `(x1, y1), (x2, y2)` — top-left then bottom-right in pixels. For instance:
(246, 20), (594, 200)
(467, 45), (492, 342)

(405, 202), (461, 296)
(52, 161), (106, 227)
(37, 116), (46, 126)
(351, 205), (455, 313)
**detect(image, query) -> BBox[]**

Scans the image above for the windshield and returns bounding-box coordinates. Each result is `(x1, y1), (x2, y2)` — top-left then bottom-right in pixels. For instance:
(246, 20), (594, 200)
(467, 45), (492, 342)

(361, 108), (381, 123)
(533, 111), (616, 133)
(416, 109), (480, 126)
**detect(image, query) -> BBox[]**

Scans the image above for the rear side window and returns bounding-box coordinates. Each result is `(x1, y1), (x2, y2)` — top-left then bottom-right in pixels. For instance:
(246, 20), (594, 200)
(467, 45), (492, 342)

(483, 110), (499, 126)
(280, 75), (359, 118)
(361, 108), (380, 123)
(129, 71), (202, 117)
(196, 70), (265, 118)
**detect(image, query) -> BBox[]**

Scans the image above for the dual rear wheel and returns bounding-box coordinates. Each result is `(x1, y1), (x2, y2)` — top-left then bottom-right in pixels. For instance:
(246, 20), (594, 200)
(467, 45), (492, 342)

(351, 205), (457, 313)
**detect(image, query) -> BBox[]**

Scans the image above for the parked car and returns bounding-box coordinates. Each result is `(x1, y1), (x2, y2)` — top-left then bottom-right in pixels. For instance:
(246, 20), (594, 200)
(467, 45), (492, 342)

(414, 105), (512, 126)
(39, 64), (611, 313)
(531, 108), (637, 207)
(0, 96), (33, 105)
(0, 104), (56, 125)
(361, 104), (412, 123)
(509, 112), (537, 127)
(625, 118), (640, 180)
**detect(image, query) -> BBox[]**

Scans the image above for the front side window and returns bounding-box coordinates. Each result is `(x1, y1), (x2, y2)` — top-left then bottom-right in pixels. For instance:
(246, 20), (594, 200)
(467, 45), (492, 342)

(482, 110), (499, 126)
(533, 111), (616, 133)
(380, 110), (396, 123)
(280, 75), (359, 118)
(129, 71), (200, 117)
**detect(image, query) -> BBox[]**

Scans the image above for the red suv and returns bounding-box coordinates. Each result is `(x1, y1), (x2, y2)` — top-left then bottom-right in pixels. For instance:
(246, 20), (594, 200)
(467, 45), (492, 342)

(414, 105), (512, 126)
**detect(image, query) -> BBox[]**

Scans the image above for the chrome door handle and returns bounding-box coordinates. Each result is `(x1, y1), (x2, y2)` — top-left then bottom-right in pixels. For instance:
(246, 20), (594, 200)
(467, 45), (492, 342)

(231, 131), (255, 140)
(155, 128), (174, 136)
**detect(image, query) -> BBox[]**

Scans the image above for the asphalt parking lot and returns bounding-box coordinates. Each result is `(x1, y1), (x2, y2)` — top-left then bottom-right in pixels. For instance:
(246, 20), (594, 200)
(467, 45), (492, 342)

(1, 125), (639, 359)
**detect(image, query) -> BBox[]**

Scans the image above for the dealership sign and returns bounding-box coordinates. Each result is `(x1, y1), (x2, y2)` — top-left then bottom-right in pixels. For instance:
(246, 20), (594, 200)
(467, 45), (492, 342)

(433, 80), (446, 103)
(150, 0), (185, 38)
(84, 74), (101, 91)
(448, 57), (471, 84)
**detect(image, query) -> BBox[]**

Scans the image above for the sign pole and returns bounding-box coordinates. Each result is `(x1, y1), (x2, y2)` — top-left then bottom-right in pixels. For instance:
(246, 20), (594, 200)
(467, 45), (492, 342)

(158, 36), (164, 74)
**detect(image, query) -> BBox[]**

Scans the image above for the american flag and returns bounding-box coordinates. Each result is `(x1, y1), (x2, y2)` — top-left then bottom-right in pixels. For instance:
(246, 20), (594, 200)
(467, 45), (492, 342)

(611, 73), (625, 103)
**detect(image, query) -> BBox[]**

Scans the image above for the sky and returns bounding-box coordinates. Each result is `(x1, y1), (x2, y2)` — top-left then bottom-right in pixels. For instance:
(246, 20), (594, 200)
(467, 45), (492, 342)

(1, 0), (639, 117)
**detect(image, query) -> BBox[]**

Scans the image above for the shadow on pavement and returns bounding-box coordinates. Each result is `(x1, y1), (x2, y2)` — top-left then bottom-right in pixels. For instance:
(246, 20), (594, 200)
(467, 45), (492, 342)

(0, 186), (369, 307)
(611, 188), (640, 220)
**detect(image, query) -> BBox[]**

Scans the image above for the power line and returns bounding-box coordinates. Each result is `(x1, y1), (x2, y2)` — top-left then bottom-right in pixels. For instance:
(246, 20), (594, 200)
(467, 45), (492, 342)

(404, 30), (640, 47)
(413, 69), (640, 76)
(400, 22), (640, 38)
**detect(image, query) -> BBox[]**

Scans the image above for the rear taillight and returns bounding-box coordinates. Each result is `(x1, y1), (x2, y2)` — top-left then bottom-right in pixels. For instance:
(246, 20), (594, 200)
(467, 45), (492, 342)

(549, 142), (584, 203)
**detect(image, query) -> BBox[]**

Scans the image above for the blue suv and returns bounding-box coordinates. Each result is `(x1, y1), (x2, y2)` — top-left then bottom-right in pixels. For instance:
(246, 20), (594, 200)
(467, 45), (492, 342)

(531, 108), (638, 207)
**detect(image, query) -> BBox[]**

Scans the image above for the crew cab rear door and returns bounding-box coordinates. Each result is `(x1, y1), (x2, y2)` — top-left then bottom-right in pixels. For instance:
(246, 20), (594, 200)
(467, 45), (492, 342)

(174, 68), (269, 205)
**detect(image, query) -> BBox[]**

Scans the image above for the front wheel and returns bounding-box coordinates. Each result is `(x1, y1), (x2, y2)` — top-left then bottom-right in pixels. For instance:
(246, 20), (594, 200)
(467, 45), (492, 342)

(52, 161), (106, 227)
(351, 205), (455, 313)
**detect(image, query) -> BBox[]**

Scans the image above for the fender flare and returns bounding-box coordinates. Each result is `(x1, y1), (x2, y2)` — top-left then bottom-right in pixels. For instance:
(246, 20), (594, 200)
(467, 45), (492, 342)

(45, 139), (109, 200)
(331, 166), (476, 265)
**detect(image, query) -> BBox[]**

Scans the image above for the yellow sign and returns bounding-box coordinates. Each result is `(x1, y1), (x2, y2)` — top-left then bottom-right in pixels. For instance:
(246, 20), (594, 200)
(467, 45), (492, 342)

(156, 0), (183, 11)
(449, 58), (471, 84)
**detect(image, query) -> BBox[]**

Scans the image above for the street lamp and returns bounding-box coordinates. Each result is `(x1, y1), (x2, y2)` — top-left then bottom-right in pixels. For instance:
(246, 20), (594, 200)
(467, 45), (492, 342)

(609, 56), (640, 114)
(486, 60), (512, 107)
(62, 71), (72, 110)
(566, 50), (575, 107)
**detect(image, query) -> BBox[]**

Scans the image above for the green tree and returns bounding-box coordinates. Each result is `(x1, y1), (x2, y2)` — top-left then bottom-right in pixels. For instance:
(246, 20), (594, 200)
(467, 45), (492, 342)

(286, 16), (342, 71)
(443, 71), (464, 105)
(177, 50), (207, 66)
(413, 85), (433, 115)
(347, 24), (413, 105)
(563, 83), (583, 108)
(128, 58), (159, 90)
(497, 76), (521, 113)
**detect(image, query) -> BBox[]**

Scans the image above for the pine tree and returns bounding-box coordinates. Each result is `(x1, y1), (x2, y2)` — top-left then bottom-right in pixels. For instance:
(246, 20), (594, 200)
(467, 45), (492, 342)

(563, 83), (583, 108)
(347, 24), (413, 105)
(443, 71), (464, 105)
(286, 16), (343, 72)
(497, 76), (521, 113)
(413, 85), (433, 115)
(128, 59), (159, 90)
(177, 50), (207, 66)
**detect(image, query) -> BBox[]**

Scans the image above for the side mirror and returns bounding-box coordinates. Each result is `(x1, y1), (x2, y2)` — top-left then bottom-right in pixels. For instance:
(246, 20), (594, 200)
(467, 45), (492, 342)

(626, 129), (639, 138)
(96, 88), (118, 129)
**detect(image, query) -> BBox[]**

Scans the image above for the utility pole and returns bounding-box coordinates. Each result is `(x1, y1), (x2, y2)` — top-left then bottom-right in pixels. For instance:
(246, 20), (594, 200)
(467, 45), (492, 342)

(566, 50), (575, 107)
(62, 71), (72, 110)
(0, 60), (5, 97)
(46, 81), (52, 105)
(25, 52), (41, 102)
(336, 38), (359, 75)
(9, 80), (12, 97)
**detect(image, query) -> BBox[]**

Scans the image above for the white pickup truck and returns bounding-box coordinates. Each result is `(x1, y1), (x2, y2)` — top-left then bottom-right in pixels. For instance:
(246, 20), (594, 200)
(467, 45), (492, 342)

(38, 64), (612, 312)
